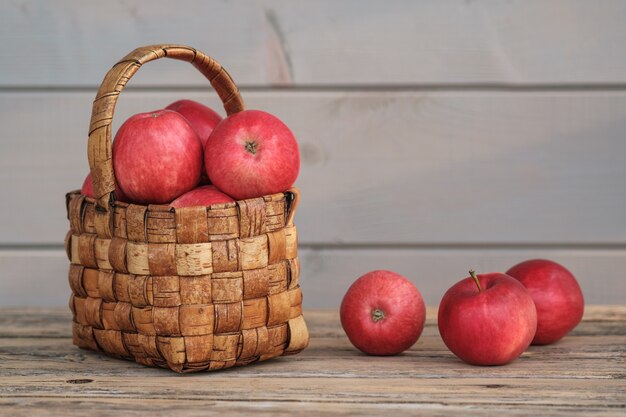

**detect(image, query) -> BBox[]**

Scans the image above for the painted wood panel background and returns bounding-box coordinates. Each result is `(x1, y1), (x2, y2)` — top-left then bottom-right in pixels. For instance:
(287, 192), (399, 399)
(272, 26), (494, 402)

(0, 0), (625, 307)
(2, 248), (625, 308)
(1, 90), (625, 245)
(2, 0), (626, 86)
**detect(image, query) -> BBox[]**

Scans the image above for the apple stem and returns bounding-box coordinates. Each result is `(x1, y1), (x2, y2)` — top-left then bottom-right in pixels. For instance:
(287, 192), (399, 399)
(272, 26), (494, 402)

(469, 269), (483, 292)
(371, 309), (385, 322)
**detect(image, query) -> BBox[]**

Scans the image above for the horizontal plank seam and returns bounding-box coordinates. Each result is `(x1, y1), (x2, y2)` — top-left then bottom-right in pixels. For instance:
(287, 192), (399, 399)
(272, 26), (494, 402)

(5, 84), (626, 93)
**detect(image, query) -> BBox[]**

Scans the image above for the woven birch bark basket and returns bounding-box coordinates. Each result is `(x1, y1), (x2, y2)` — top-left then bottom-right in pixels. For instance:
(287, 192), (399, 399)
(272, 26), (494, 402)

(64, 44), (309, 373)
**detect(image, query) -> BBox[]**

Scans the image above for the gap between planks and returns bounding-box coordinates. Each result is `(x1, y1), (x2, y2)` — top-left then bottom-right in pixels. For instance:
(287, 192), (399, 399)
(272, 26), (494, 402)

(5, 84), (626, 93)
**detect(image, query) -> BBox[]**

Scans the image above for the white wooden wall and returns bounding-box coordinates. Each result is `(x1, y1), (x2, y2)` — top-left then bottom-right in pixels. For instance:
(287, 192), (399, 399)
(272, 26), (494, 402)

(1, 0), (625, 307)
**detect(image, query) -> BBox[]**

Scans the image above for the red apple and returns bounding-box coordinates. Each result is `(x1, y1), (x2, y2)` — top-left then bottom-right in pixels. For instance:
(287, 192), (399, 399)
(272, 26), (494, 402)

(438, 271), (537, 366)
(112, 109), (203, 204)
(204, 110), (299, 200)
(81, 174), (94, 197)
(170, 185), (234, 208)
(340, 270), (426, 356)
(81, 173), (128, 202)
(506, 259), (584, 345)
(165, 99), (222, 147)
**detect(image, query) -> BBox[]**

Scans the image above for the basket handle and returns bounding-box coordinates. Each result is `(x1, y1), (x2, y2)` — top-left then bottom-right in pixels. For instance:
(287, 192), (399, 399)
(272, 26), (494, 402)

(87, 44), (245, 210)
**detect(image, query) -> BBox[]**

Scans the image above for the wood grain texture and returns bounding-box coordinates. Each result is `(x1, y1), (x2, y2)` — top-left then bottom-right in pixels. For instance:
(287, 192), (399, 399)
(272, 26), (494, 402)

(1, 91), (625, 245)
(0, 307), (625, 416)
(2, 248), (625, 308)
(2, 1), (626, 86)
(4, 399), (623, 417)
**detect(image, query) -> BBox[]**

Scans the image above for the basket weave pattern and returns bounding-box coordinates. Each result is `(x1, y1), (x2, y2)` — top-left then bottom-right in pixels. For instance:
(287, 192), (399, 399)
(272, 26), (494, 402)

(64, 45), (308, 372)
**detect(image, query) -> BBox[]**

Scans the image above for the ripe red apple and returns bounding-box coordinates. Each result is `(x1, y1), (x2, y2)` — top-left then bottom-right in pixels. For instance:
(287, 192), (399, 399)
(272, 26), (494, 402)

(81, 173), (128, 202)
(170, 185), (234, 208)
(438, 271), (537, 366)
(204, 110), (299, 200)
(81, 173), (95, 197)
(506, 259), (584, 345)
(340, 270), (426, 356)
(113, 109), (203, 204)
(165, 99), (222, 147)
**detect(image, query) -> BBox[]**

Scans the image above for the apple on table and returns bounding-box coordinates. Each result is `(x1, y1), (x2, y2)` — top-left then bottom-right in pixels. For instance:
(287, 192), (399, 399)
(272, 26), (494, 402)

(438, 270), (537, 366)
(340, 270), (426, 356)
(507, 259), (584, 345)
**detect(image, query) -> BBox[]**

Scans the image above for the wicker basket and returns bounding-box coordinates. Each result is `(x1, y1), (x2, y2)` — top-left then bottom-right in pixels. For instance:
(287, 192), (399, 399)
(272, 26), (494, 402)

(64, 44), (309, 373)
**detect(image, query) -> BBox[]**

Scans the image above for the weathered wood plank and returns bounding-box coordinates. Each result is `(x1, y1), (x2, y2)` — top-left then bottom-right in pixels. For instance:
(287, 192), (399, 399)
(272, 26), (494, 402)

(2, 306), (624, 339)
(1, 308), (625, 381)
(2, 332), (625, 380)
(1, 376), (625, 407)
(0, 306), (70, 338)
(1, 308), (625, 416)
(3, 1), (626, 86)
(3, 398), (623, 417)
(2, 248), (625, 308)
(1, 91), (626, 245)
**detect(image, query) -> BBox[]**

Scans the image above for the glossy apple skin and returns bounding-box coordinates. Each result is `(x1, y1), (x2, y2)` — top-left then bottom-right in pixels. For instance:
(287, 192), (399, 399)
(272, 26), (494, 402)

(340, 270), (426, 356)
(506, 259), (584, 345)
(165, 100), (222, 147)
(112, 110), (203, 204)
(204, 110), (299, 200)
(438, 273), (537, 366)
(81, 173), (128, 202)
(170, 185), (234, 208)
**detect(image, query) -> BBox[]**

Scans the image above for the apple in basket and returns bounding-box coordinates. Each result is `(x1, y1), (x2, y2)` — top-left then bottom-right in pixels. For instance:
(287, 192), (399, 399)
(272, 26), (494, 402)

(165, 99), (222, 147)
(81, 173), (128, 202)
(205, 110), (300, 200)
(170, 185), (234, 208)
(340, 270), (426, 355)
(438, 270), (537, 366)
(506, 259), (584, 345)
(166, 100), (222, 185)
(113, 109), (203, 204)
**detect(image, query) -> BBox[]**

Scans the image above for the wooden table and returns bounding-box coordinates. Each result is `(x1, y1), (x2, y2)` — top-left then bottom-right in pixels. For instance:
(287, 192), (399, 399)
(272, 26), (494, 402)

(1, 306), (625, 416)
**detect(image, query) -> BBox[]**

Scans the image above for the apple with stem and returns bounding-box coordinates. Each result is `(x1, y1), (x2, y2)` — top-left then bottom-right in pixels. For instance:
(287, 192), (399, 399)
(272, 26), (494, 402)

(204, 110), (299, 200)
(506, 259), (584, 345)
(340, 270), (426, 356)
(438, 270), (537, 366)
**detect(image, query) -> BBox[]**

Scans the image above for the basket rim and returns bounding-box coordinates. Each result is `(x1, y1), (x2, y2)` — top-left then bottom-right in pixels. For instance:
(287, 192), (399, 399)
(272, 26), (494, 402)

(65, 188), (297, 212)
